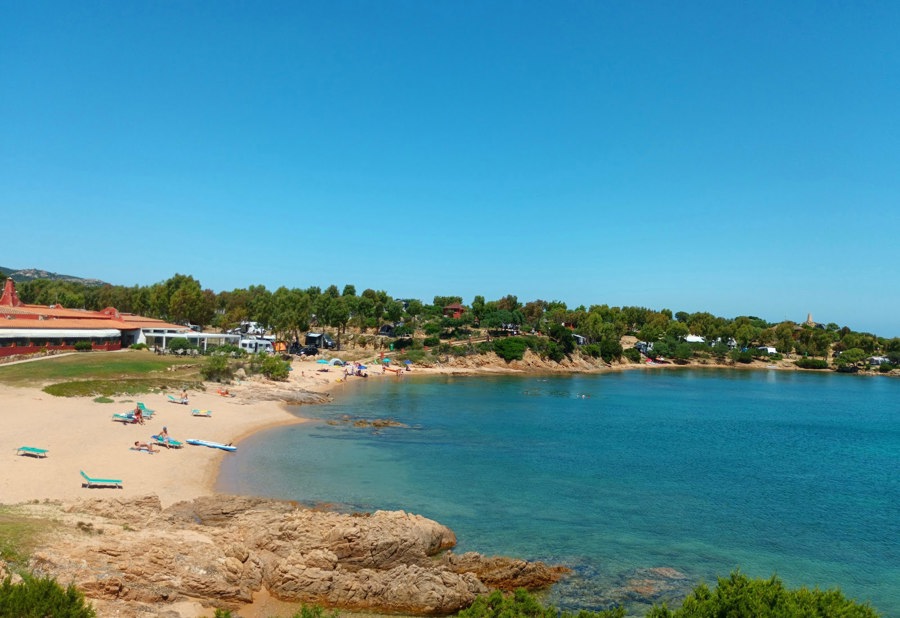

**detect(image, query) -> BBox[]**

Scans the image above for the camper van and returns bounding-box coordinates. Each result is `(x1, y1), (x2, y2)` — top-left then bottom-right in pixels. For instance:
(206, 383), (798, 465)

(240, 338), (274, 355)
(305, 332), (336, 350)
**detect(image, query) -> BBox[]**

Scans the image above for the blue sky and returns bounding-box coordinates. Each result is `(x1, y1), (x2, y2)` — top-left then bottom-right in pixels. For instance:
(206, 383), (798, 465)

(2, 2), (898, 336)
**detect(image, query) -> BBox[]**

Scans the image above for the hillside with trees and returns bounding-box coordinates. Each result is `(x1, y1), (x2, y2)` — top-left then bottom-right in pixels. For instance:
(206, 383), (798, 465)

(12, 274), (900, 375)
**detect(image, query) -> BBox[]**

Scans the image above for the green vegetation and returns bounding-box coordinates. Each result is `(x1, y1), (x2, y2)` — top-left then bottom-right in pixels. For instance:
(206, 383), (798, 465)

(493, 337), (528, 362)
(458, 588), (625, 618)
(91, 396), (113, 403)
(73, 341), (92, 352)
(207, 604), (339, 618)
(795, 358), (829, 370)
(201, 355), (234, 382)
(0, 575), (96, 618)
(647, 571), (879, 618)
(8, 272), (899, 374)
(0, 508), (51, 566)
(0, 352), (202, 396)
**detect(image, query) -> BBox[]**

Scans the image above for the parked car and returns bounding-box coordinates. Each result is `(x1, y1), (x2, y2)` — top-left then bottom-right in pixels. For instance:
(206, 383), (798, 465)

(298, 345), (319, 356)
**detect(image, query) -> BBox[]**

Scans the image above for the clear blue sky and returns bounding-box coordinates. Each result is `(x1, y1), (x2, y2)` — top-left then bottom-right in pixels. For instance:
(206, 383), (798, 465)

(2, 2), (898, 336)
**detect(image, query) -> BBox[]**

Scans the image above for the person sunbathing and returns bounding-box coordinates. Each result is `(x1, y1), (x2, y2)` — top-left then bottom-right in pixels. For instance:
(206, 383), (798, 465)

(133, 407), (144, 424)
(133, 441), (158, 453)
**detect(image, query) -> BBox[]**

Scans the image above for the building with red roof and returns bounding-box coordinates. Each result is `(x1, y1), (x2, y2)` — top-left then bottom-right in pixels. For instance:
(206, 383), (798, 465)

(0, 278), (238, 357)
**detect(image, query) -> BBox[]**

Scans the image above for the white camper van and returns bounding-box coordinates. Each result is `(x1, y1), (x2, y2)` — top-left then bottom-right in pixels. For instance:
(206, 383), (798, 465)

(240, 338), (274, 354)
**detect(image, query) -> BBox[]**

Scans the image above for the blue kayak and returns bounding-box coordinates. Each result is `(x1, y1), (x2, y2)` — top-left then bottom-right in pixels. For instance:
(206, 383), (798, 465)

(186, 438), (236, 452)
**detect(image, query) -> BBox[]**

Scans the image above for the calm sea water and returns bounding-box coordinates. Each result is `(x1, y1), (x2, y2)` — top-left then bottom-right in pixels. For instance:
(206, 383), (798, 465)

(219, 369), (900, 616)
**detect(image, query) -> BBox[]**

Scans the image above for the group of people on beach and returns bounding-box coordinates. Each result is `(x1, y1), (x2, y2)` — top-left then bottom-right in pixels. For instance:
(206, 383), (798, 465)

(132, 425), (172, 453)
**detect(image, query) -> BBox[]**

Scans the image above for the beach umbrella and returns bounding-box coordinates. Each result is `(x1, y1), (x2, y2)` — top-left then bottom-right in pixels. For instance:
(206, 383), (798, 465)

(330, 358), (344, 366)
(358, 365), (367, 369)
(316, 359), (329, 364)
(383, 358), (391, 363)
(404, 359), (412, 365)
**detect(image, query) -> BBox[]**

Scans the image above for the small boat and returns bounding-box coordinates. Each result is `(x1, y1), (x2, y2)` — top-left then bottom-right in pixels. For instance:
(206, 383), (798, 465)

(185, 438), (236, 452)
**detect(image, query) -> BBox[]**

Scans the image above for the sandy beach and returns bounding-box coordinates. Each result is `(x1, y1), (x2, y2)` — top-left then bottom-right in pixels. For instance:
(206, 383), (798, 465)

(0, 352), (481, 507)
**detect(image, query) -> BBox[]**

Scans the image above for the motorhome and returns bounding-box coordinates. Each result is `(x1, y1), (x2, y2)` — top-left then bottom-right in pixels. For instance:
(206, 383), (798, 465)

(240, 338), (274, 354)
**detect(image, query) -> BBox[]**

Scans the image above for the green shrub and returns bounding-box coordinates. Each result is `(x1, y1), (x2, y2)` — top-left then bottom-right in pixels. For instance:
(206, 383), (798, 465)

(168, 337), (195, 352)
(392, 337), (414, 350)
(73, 341), (92, 352)
(129, 343), (148, 350)
(201, 355), (234, 382)
(493, 337), (528, 362)
(795, 357), (829, 369)
(259, 355), (290, 381)
(214, 344), (244, 356)
(647, 571), (879, 618)
(423, 336), (440, 347)
(622, 348), (641, 363)
(582, 343), (602, 359)
(459, 588), (624, 618)
(730, 349), (754, 364)
(0, 574), (96, 617)
(878, 363), (894, 373)
(769, 353), (783, 361)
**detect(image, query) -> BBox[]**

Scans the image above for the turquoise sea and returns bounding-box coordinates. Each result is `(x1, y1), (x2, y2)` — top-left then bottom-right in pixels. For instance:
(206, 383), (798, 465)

(219, 369), (900, 616)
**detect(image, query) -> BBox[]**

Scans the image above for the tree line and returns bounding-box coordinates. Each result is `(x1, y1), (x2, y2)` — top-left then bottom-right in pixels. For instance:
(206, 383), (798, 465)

(14, 274), (900, 365)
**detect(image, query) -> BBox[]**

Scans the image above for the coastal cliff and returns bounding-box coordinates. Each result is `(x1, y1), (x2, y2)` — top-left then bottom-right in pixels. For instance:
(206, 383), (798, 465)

(14, 494), (566, 617)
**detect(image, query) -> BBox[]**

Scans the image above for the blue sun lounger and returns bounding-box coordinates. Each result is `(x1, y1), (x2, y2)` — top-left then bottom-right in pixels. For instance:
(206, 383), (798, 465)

(137, 402), (155, 416)
(112, 413), (137, 424)
(151, 434), (183, 449)
(17, 446), (48, 458)
(80, 470), (123, 489)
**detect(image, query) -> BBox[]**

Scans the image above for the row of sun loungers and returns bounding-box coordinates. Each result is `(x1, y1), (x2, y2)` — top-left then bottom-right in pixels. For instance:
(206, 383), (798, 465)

(15, 396), (219, 491)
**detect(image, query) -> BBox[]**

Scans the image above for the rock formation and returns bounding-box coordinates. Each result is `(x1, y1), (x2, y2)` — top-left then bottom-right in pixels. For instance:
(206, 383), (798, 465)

(20, 494), (564, 617)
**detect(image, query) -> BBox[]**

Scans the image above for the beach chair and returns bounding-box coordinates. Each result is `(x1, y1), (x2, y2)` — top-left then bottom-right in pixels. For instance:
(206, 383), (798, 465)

(17, 446), (48, 458)
(137, 402), (155, 416)
(112, 413), (137, 424)
(191, 409), (212, 417)
(151, 435), (183, 449)
(80, 470), (123, 489)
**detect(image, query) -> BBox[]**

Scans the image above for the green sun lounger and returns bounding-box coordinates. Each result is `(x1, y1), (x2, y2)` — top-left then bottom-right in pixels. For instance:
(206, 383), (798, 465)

(191, 409), (212, 417)
(80, 470), (123, 489)
(17, 446), (48, 458)
(137, 402), (155, 415)
(151, 434), (183, 448)
(112, 413), (137, 424)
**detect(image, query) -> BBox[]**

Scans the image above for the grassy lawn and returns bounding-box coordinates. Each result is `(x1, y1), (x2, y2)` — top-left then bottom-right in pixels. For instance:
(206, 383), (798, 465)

(0, 507), (55, 567)
(0, 351), (204, 397)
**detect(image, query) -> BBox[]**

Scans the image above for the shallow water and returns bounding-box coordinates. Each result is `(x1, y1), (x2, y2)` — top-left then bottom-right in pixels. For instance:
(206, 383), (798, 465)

(219, 369), (900, 615)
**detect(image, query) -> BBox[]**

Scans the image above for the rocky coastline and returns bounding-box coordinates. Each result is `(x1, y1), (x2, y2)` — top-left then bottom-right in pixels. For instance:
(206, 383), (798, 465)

(7, 494), (565, 617)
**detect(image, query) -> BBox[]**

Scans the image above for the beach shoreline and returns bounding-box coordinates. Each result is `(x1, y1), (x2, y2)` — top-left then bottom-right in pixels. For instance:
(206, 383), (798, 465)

(2, 348), (890, 508)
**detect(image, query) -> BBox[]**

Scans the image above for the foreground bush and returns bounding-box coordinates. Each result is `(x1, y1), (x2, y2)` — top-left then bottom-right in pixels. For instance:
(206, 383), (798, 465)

(458, 588), (625, 618)
(73, 341), (92, 352)
(647, 571), (879, 618)
(0, 575), (96, 617)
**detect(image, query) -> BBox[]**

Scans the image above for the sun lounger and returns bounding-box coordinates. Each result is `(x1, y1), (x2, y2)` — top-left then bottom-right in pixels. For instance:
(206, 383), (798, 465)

(17, 446), (48, 458)
(80, 470), (123, 489)
(166, 395), (187, 404)
(151, 435), (183, 448)
(112, 413), (137, 424)
(137, 402), (155, 415)
(191, 409), (212, 417)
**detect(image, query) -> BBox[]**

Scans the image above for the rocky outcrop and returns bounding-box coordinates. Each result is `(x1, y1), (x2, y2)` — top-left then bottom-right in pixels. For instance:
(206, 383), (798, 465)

(24, 494), (565, 617)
